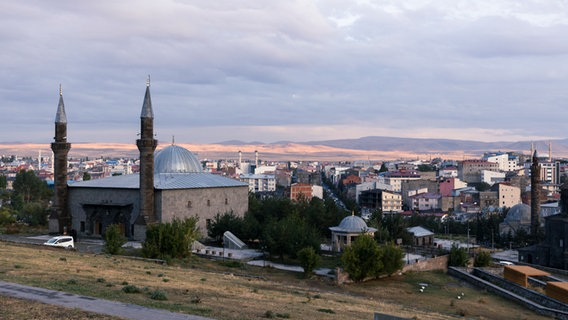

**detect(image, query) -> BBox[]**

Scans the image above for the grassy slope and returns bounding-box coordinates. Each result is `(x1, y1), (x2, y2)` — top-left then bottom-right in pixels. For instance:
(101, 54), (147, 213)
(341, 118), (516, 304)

(0, 242), (551, 320)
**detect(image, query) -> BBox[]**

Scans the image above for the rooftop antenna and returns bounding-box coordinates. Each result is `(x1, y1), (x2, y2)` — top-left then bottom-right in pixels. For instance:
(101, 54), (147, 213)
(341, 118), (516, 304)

(172, 135), (175, 146)
(59, 84), (62, 96)
(146, 75), (151, 87)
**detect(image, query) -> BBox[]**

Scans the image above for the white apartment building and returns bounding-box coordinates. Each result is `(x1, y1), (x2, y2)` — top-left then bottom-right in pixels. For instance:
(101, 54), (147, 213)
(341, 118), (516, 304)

(481, 170), (506, 185)
(239, 174), (276, 192)
(378, 171), (421, 192)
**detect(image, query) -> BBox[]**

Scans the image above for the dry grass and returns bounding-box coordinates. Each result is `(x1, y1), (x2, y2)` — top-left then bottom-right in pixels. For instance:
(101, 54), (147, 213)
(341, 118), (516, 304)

(0, 295), (124, 320)
(0, 242), (552, 320)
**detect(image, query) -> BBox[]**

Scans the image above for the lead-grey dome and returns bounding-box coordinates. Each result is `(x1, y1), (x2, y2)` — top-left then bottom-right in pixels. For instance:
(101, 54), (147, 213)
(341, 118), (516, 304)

(154, 145), (203, 174)
(337, 215), (370, 233)
(504, 203), (531, 224)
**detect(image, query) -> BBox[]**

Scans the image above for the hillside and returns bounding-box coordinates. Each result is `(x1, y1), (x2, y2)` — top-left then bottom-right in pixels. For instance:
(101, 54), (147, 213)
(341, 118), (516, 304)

(2, 136), (567, 161)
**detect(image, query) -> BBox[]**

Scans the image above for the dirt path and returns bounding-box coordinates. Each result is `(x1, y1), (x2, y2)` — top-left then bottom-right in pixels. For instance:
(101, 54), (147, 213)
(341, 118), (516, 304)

(0, 280), (214, 320)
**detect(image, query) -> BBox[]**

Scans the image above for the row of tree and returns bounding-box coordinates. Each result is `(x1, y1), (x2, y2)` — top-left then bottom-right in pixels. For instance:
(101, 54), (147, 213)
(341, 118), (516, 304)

(207, 194), (349, 260)
(0, 170), (53, 227)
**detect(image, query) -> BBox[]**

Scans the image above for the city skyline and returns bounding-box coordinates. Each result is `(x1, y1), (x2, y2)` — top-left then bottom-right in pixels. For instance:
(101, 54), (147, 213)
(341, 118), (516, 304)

(2, 1), (568, 145)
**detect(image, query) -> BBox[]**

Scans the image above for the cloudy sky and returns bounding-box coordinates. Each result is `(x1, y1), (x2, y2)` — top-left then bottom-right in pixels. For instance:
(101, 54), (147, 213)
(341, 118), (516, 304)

(2, 1), (568, 145)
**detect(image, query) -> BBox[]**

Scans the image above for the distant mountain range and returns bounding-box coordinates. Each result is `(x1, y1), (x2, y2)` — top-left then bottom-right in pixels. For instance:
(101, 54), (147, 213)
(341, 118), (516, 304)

(217, 136), (568, 157)
(3, 136), (568, 161)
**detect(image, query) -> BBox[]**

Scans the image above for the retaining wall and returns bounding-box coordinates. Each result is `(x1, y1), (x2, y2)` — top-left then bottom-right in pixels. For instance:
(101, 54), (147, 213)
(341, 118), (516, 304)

(448, 267), (568, 320)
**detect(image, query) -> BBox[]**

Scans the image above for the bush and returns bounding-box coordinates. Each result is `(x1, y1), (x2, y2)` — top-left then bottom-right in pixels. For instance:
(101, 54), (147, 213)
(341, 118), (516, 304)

(0, 208), (16, 226)
(448, 245), (469, 267)
(380, 242), (404, 276)
(297, 247), (320, 276)
(17, 202), (49, 226)
(474, 251), (492, 267)
(142, 217), (200, 260)
(103, 224), (127, 255)
(149, 290), (168, 300)
(341, 235), (383, 282)
(122, 285), (141, 294)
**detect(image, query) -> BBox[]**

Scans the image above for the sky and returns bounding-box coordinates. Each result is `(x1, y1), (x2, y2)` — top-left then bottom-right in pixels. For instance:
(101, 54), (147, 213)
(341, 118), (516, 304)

(2, 1), (568, 145)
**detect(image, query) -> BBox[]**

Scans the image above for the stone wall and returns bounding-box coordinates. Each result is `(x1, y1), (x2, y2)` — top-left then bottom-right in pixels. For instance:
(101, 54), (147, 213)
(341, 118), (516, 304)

(402, 255), (448, 273)
(448, 267), (568, 320)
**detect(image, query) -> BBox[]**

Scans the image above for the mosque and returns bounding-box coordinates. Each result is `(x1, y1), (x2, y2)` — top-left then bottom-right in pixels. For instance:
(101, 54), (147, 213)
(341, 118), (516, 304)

(49, 81), (249, 240)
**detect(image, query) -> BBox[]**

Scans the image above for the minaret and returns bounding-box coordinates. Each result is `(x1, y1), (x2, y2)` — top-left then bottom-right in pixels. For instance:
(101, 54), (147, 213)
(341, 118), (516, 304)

(238, 150), (242, 168)
(136, 77), (158, 225)
(51, 85), (71, 234)
(530, 149), (541, 238)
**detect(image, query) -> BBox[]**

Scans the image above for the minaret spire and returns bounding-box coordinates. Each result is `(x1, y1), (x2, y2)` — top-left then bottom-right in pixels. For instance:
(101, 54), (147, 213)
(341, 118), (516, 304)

(51, 85), (71, 234)
(137, 78), (158, 228)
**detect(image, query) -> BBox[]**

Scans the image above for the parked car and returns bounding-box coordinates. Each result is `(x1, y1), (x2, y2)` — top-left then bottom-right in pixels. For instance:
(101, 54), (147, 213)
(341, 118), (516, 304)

(498, 260), (514, 266)
(43, 235), (74, 249)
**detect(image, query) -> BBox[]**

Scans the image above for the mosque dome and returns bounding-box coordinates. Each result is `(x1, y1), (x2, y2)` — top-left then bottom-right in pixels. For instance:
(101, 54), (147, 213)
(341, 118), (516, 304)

(154, 145), (203, 174)
(504, 203), (531, 225)
(336, 214), (370, 233)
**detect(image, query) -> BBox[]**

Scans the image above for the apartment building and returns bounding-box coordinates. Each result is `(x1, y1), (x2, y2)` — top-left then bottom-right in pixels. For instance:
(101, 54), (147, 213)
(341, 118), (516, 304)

(239, 174), (276, 193)
(458, 160), (499, 183)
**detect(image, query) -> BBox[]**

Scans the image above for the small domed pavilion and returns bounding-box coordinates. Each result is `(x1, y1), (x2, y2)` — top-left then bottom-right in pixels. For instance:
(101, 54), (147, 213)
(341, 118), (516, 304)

(329, 213), (377, 252)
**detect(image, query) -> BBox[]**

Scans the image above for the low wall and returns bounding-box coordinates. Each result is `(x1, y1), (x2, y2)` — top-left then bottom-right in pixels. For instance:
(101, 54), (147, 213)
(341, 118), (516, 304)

(473, 268), (568, 312)
(448, 267), (568, 320)
(402, 255), (448, 273)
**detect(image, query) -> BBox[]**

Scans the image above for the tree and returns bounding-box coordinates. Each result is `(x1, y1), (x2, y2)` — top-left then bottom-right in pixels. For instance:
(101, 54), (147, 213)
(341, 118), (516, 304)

(17, 202), (48, 226)
(103, 224), (127, 255)
(380, 242), (404, 275)
(82, 172), (91, 181)
(298, 247), (320, 277)
(378, 163), (388, 173)
(142, 217), (200, 261)
(341, 235), (383, 282)
(0, 175), (7, 191)
(474, 251), (492, 267)
(12, 170), (50, 203)
(262, 215), (321, 260)
(448, 245), (469, 267)
(207, 211), (244, 243)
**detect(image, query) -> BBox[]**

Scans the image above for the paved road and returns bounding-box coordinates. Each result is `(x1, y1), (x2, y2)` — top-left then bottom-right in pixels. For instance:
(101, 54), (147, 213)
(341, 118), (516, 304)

(0, 280), (215, 320)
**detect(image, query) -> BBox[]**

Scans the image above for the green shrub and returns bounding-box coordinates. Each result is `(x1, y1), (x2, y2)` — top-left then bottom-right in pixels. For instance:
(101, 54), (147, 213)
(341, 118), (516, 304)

(142, 217), (200, 260)
(474, 251), (492, 267)
(149, 290), (168, 300)
(122, 285), (141, 293)
(297, 247), (319, 276)
(103, 224), (127, 255)
(448, 245), (469, 267)
(0, 208), (16, 226)
(380, 242), (404, 276)
(317, 308), (335, 314)
(341, 235), (383, 281)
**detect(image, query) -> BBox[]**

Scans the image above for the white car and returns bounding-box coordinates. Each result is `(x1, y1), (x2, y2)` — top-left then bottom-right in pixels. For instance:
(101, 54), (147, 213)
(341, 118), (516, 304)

(498, 260), (514, 266)
(43, 235), (74, 249)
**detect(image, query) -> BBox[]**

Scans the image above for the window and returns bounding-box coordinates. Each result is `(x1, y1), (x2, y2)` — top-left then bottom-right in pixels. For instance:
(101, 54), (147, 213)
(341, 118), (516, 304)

(225, 198), (228, 205)
(207, 199), (211, 206)
(187, 201), (192, 208)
